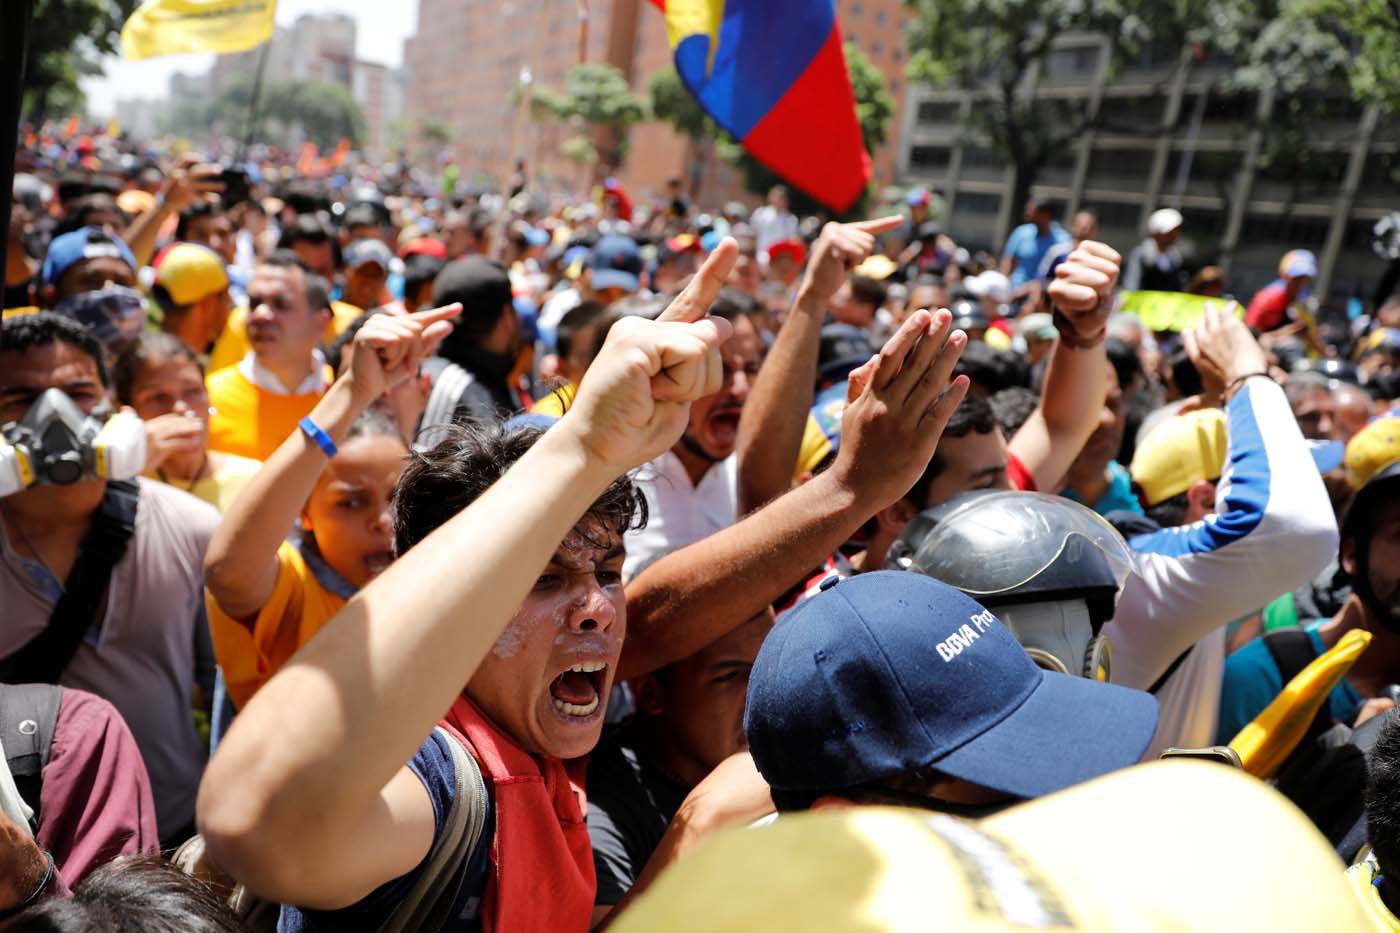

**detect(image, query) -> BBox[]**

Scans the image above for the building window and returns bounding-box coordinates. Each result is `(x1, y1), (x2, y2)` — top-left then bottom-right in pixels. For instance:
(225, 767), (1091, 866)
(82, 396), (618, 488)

(916, 99), (961, 126)
(957, 192), (1002, 215)
(910, 144), (952, 172)
(1045, 44), (1098, 79)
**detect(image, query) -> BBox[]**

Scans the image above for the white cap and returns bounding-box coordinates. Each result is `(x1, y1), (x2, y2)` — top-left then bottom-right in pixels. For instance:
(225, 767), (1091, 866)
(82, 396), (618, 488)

(970, 270), (1012, 304)
(1147, 208), (1183, 235)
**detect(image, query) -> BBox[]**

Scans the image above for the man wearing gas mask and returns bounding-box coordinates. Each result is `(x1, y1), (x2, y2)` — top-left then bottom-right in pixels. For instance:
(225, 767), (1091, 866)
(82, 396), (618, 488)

(889, 305), (1338, 756)
(0, 312), (220, 847)
(38, 227), (146, 355)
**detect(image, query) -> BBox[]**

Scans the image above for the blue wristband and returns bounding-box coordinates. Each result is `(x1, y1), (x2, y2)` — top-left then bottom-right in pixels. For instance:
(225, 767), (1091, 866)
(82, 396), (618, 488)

(299, 417), (338, 459)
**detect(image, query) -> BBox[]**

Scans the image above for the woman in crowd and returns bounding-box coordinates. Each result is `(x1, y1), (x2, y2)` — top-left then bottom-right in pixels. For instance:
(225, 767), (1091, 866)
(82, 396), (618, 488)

(201, 304), (458, 714)
(113, 333), (261, 513)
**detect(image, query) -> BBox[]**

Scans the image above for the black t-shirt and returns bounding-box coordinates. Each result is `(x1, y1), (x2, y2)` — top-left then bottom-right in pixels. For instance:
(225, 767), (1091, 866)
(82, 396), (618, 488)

(585, 720), (690, 906)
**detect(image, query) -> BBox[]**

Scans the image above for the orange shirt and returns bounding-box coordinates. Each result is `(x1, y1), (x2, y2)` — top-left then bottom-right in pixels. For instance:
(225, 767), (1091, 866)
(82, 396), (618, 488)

(206, 365), (325, 462)
(206, 541), (347, 709)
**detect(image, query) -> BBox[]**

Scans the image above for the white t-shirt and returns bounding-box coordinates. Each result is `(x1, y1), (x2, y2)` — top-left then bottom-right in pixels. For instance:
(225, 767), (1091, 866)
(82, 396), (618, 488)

(623, 452), (738, 581)
(750, 206), (799, 257)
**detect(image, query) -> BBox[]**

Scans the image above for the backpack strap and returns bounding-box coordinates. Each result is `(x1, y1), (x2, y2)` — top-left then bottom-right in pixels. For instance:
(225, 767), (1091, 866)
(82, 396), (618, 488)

(420, 358), (476, 440)
(0, 684), (64, 832)
(1264, 628), (1335, 740)
(0, 480), (139, 685)
(379, 726), (493, 933)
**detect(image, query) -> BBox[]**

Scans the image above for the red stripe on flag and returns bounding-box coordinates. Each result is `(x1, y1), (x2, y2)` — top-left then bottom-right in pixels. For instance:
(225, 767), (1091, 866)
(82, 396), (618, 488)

(740, 28), (870, 213)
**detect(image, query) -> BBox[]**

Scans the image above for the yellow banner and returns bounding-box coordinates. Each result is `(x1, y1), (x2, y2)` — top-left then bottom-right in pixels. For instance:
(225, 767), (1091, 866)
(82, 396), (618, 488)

(1118, 290), (1239, 332)
(121, 0), (277, 61)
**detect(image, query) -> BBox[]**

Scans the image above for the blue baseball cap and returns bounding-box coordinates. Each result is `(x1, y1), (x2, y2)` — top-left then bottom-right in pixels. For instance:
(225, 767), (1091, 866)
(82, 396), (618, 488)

(745, 572), (1159, 800)
(41, 227), (137, 286)
(589, 234), (642, 293)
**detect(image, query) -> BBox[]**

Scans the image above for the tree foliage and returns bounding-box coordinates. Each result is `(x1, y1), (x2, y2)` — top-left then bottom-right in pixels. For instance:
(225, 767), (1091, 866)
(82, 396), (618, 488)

(526, 63), (648, 167)
(902, 0), (1378, 214)
(158, 74), (367, 149)
(1281, 0), (1400, 114)
(21, 0), (139, 122)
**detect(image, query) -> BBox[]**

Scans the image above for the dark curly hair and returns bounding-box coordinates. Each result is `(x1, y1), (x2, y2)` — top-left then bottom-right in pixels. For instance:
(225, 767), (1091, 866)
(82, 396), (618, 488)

(393, 421), (647, 556)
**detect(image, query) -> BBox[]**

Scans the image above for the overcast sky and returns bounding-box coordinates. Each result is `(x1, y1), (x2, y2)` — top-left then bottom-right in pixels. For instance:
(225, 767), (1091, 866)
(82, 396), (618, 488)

(81, 0), (418, 117)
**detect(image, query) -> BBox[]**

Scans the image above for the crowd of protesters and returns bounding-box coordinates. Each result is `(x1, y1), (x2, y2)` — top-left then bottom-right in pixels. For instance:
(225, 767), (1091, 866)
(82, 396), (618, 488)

(3, 124), (1400, 931)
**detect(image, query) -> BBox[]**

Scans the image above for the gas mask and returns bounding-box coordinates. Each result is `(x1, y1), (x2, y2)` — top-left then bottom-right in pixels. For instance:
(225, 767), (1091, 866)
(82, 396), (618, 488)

(993, 600), (1112, 682)
(0, 388), (147, 497)
(52, 283), (147, 350)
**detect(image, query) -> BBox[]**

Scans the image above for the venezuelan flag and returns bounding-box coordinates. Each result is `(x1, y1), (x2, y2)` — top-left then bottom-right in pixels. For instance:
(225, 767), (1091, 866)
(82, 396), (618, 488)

(652, 0), (871, 213)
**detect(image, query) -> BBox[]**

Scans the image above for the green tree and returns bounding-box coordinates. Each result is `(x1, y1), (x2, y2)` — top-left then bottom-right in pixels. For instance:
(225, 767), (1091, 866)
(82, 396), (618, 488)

(902, 0), (1375, 216)
(279, 80), (366, 149)
(903, 0), (1229, 213)
(21, 0), (140, 122)
(526, 62), (647, 169)
(1281, 0), (1400, 114)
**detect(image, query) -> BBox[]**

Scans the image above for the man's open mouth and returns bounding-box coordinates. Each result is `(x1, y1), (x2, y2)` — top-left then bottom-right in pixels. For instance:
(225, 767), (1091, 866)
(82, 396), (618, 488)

(548, 661), (607, 718)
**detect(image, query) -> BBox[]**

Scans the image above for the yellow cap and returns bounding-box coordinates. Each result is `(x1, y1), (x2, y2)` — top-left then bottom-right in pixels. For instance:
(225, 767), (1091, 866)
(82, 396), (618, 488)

(1130, 408), (1228, 506)
(1345, 415), (1400, 490)
(156, 243), (229, 306)
(613, 762), (1369, 933)
(854, 254), (898, 280)
(116, 189), (156, 216)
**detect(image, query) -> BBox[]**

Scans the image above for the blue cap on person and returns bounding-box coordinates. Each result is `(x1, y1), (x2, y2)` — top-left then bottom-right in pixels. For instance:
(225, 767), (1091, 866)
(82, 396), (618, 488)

(744, 572), (1159, 800)
(41, 227), (137, 286)
(589, 234), (642, 294)
(905, 187), (931, 207)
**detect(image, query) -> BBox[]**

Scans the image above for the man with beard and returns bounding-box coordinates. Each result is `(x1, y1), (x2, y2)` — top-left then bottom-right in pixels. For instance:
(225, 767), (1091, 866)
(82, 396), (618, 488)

(206, 253), (333, 462)
(197, 241), (781, 931)
(420, 256), (524, 429)
(1217, 457), (1400, 741)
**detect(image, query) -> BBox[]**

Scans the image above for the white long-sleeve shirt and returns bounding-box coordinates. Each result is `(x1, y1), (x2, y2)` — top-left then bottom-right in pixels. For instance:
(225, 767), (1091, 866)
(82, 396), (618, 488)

(1105, 379), (1339, 755)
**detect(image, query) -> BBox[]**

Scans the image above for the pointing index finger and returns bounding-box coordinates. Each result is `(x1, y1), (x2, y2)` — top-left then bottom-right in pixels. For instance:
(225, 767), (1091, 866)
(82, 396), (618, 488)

(657, 237), (739, 324)
(409, 302), (463, 327)
(852, 215), (905, 235)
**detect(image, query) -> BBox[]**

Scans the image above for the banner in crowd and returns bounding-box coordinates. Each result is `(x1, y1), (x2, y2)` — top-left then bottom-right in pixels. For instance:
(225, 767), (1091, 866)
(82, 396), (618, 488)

(651, 0), (871, 213)
(121, 0), (277, 61)
(1119, 290), (1230, 332)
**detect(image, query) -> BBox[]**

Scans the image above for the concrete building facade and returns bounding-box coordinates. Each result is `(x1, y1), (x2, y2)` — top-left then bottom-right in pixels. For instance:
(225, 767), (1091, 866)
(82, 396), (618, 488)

(897, 34), (1398, 306)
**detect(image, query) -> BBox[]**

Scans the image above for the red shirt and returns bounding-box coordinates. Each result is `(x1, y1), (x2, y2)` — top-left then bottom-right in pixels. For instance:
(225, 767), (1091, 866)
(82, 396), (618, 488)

(1246, 282), (1290, 332)
(1008, 451), (1037, 491)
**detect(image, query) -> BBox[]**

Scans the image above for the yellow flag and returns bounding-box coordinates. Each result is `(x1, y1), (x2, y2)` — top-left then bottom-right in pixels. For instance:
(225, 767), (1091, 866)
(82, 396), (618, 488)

(121, 0), (277, 61)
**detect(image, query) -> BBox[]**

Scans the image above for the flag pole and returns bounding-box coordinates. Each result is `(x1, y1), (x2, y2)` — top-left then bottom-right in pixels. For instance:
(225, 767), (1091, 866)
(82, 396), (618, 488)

(238, 39), (272, 164)
(1, 0), (36, 294)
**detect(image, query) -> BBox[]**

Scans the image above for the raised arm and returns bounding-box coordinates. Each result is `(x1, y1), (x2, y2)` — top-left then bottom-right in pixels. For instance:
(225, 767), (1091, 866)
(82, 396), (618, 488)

(735, 217), (901, 514)
(623, 308), (969, 679)
(123, 164), (223, 267)
(197, 242), (739, 909)
(1108, 304), (1338, 689)
(1008, 241), (1117, 492)
(202, 303), (462, 619)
